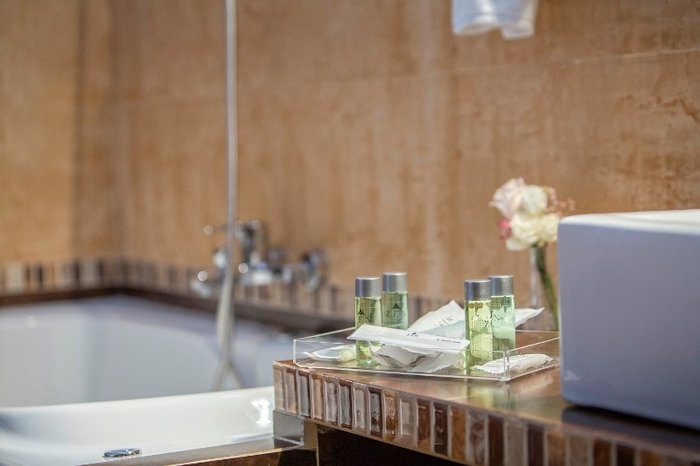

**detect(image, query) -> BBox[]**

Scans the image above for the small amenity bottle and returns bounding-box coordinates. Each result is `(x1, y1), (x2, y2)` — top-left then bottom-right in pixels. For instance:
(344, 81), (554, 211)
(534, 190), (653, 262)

(489, 275), (516, 352)
(465, 279), (493, 366)
(355, 276), (382, 366)
(381, 272), (408, 330)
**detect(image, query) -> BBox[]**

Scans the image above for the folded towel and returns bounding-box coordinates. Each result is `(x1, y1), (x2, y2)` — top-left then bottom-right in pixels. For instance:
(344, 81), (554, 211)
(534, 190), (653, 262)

(451, 0), (539, 39)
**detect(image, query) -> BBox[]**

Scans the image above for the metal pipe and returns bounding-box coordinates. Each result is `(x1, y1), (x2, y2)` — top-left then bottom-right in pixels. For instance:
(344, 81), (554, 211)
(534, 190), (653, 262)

(212, 0), (242, 390)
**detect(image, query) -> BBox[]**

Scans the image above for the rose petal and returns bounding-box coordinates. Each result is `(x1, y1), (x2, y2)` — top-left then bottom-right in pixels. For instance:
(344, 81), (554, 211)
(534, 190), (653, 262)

(490, 177), (525, 218)
(521, 186), (548, 215)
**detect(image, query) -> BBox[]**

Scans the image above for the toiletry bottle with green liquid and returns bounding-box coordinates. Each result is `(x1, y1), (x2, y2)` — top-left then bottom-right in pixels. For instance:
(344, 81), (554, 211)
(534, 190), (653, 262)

(489, 275), (516, 352)
(381, 272), (408, 330)
(465, 279), (493, 366)
(354, 277), (382, 366)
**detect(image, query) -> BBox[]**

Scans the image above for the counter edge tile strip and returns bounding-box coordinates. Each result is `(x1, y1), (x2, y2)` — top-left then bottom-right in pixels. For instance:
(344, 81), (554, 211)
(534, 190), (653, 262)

(273, 362), (700, 465)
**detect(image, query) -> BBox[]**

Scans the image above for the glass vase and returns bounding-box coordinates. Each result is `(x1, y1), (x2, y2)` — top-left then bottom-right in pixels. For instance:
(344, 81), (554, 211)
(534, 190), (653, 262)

(528, 245), (559, 331)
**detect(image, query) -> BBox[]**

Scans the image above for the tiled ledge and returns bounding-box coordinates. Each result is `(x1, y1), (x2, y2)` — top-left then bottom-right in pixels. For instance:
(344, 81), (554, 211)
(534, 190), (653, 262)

(0, 257), (196, 297)
(273, 360), (700, 466)
(0, 258), (448, 327)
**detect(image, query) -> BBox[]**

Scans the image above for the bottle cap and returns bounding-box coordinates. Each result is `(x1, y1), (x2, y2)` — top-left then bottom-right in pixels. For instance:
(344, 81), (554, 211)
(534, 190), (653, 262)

(382, 272), (407, 293)
(355, 276), (381, 298)
(489, 275), (514, 296)
(464, 279), (491, 301)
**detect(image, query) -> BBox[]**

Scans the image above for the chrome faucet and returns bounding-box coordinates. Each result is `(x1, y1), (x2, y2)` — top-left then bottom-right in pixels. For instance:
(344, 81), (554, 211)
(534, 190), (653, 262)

(190, 220), (327, 297)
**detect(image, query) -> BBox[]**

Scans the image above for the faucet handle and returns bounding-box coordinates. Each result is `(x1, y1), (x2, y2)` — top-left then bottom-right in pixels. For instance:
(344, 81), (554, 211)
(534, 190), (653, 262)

(212, 248), (227, 269)
(296, 249), (328, 292)
(203, 223), (229, 236)
(234, 221), (267, 265)
(202, 220), (268, 270)
(202, 220), (266, 236)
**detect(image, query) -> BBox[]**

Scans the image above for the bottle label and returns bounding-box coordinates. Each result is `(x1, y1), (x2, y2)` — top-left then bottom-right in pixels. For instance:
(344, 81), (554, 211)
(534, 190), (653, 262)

(382, 292), (408, 329)
(490, 295), (516, 351)
(466, 299), (493, 364)
(355, 297), (381, 366)
(355, 298), (380, 326)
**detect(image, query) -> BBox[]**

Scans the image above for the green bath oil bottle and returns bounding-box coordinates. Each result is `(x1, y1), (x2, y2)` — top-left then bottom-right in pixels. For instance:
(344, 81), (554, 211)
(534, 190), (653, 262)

(381, 272), (408, 330)
(465, 279), (494, 366)
(489, 275), (516, 353)
(354, 276), (382, 366)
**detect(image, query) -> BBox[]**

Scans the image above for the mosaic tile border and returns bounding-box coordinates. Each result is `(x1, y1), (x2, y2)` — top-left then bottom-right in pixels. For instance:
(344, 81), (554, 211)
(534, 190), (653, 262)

(0, 258), (122, 294)
(0, 258), (449, 321)
(1, 259), (146, 295)
(273, 362), (700, 466)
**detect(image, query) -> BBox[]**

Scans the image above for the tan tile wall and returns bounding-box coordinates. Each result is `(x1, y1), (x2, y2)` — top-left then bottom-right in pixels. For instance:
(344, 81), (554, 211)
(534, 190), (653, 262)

(110, 0), (227, 267)
(236, 0), (700, 298)
(0, 0), (116, 263)
(1, 0), (698, 299)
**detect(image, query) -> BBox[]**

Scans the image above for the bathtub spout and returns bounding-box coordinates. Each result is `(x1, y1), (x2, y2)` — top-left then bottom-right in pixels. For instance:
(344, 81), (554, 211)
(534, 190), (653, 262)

(191, 221), (327, 296)
(190, 269), (222, 298)
(190, 247), (227, 298)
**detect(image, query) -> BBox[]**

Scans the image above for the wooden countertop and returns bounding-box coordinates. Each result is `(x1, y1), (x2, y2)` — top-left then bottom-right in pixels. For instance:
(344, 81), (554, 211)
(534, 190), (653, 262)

(273, 360), (700, 465)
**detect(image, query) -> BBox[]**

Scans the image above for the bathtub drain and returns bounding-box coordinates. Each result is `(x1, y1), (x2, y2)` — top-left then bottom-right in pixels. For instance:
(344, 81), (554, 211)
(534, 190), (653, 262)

(103, 448), (142, 458)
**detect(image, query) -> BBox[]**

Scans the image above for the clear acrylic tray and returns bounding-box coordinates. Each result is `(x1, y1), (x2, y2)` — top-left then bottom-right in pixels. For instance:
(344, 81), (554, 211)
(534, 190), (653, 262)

(293, 328), (559, 382)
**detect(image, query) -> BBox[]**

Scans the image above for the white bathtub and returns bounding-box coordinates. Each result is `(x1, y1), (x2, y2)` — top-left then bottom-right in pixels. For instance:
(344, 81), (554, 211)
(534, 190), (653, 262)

(0, 296), (295, 465)
(0, 386), (273, 466)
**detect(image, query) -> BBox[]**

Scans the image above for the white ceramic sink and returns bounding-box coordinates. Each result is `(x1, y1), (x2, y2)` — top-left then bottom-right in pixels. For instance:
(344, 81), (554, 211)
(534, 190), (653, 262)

(559, 209), (700, 430)
(0, 386), (273, 466)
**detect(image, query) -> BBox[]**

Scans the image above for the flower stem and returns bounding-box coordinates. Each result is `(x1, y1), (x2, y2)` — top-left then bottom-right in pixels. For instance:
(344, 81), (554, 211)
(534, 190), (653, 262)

(535, 246), (559, 331)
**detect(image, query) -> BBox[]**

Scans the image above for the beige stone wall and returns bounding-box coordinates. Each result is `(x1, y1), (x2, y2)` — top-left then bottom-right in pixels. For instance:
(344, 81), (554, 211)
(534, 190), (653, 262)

(1, 0), (698, 299)
(236, 0), (700, 298)
(110, 0), (227, 266)
(0, 0), (115, 263)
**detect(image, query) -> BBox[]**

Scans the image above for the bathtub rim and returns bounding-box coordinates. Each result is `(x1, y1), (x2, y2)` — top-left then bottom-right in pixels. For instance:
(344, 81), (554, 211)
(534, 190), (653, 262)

(0, 386), (276, 465)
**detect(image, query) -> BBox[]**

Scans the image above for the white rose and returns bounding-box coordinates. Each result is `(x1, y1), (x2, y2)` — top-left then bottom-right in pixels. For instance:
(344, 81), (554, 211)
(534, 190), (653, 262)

(489, 178), (525, 219)
(505, 235), (531, 251)
(537, 213), (560, 243)
(506, 213), (539, 250)
(520, 186), (548, 215)
(507, 212), (561, 250)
